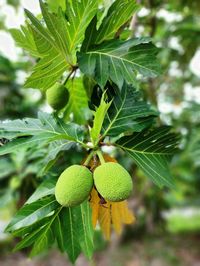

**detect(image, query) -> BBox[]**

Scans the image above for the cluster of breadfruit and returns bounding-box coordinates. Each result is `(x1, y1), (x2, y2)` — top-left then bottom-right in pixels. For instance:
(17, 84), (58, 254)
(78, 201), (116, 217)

(55, 161), (133, 207)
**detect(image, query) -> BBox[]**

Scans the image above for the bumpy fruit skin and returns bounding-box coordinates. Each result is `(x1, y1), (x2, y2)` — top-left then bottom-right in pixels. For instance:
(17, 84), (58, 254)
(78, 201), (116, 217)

(94, 162), (133, 202)
(46, 83), (69, 110)
(55, 165), (93, 207)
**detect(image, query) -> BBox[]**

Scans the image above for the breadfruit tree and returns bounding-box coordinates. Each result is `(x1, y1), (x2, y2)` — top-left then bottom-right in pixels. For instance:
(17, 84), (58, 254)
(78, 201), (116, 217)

(0, 0), (179, 264)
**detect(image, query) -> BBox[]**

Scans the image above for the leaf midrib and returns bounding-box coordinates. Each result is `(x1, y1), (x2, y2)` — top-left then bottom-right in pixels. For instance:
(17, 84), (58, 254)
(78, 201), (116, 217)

(87, 50), (158, 74)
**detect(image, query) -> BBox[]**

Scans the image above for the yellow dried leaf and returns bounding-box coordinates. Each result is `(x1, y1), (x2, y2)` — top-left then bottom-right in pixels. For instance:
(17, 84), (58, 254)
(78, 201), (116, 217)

(121, 201), (135, 224)
(110, 202), (123, 235)
(98, 202), (111, 240)
(90, 188), (99, 227)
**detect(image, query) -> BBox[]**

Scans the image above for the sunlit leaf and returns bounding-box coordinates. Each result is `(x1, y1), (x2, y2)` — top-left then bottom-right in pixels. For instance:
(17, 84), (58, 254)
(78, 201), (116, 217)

(90, 92), (112, 145)
(0, 112), (85, 155)
(64, 78), (90, 124)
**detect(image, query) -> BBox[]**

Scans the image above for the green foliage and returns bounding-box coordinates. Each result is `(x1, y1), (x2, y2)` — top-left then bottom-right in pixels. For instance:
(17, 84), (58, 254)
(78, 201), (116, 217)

(90, 92), (112, 145)
(81, 0), (140, 48)
(63, 78), (90, 124)
(102, 83), (158, 137)
(0, 0), (181, 263)
(0, 112), (85, 156)
(78, 37), (161, 88)
(10, 26), (40, 58)
(116, 127), (179, 188)
(5, 186), (94, 262)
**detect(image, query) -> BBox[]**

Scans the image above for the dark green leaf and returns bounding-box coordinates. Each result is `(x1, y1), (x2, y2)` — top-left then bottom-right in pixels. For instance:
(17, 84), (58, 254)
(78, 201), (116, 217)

(54, 202), (94, 262)
(12, 216), (51, 237)
(64, 78), (90, 124)
(76, 202), (94, 259)
(78, 38), (161, 88)
(29, 208), (61, 257)
(58, 207), (81, 263)
(102, 83), (158, 137)
(14, 220), (50, 251)
(0, 112), (85, 155)
(6, 196), (59, 232)
(116, 127), (179, 188)
(41, 140), (75, 174)
(26, 177), (57, 204)
(0, 135), (52, 156)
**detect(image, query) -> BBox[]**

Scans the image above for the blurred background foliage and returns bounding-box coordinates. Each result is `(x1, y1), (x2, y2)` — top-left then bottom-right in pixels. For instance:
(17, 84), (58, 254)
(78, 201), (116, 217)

(0, 0), (200, 265)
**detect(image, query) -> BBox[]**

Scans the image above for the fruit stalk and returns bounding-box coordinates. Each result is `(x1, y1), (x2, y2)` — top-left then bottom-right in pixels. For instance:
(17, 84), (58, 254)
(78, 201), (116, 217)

(97, 150), (105, 165)
(83, 150), (96, 166)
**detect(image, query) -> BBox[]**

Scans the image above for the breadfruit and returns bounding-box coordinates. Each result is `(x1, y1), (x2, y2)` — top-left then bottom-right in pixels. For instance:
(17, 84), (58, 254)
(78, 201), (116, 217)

(94, 162), (133, 202)
(55, 165), (93, 207)
(9, 176), (21, 190)
(46, 83), (69, 110)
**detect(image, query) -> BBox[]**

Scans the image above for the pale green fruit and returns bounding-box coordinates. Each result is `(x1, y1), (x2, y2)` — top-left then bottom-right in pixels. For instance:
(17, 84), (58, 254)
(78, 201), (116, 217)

(55, 165), (93, 207)
(9, 176), (21, 190)
(94, 162), (133, 202)
(46, 83), (69, 110)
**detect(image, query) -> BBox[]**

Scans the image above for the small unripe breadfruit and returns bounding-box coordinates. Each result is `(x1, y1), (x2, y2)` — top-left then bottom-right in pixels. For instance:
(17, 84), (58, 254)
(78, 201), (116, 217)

(55, 165), (93, 207)
(46, 83), (69, 110)
(94, 162), (133, 202)
(9, 176), (21, 190)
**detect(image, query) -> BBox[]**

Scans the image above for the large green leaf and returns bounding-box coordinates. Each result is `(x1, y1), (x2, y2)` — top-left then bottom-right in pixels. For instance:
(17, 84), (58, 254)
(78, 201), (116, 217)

(57, 202), (94, 262)
(7, 193), (94, 263)
(77, 202), (94, 259)
(12, 216), (52, 237)
(57, 207), (82, 263)
(13, 217), (53, 251)
(65, 0), (98, 63)
(81, 0), (139, 50)
(5, 196), (59, 232)
(0, 112), (85, 155)
(116, 127), (179, 188)
(78, 37), (161, 88)
(24, 4), (70, 90)
(26, 177), (57, 204)
(64, 78), (90, 124)
(41, 140), (75, 174)
(0, 136), (48, 156)
(30, 208), (60, 257)
(94, 0), (139, 44)
(47, 0), (66, 12)
(102, 83), (158, 137)
(10, 25), (40, 57)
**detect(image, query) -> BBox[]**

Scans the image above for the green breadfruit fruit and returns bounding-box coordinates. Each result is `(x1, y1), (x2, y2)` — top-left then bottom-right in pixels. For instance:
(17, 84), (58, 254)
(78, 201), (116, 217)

(55, 165), (93, 207)
(46, 83), (69, 110)
(9, 176), (21, 190)
(94, 162), (133, 202)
